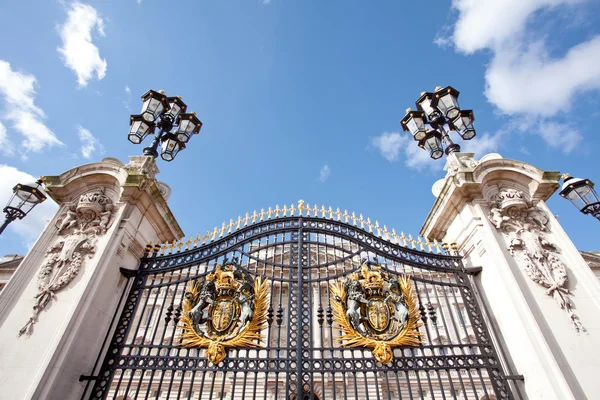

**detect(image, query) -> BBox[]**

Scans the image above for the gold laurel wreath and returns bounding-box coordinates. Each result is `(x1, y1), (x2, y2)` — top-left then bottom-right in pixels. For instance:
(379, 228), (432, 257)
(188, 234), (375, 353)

(330, 274), (423, 364)
(178, 276), (270, 364)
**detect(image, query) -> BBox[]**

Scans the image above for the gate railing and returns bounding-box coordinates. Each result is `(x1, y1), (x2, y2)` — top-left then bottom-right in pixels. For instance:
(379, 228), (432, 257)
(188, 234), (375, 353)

(81, 206), (519, 400)
(143, 200), (458, 258)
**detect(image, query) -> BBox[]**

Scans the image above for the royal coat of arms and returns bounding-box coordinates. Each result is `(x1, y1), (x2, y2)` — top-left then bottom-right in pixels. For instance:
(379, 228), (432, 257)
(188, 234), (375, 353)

(179, 258), (270, 364)
(330, 260), (423, 364)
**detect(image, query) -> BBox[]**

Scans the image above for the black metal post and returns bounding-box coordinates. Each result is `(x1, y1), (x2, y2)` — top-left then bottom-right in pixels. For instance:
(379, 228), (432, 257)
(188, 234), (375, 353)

(0, 216), (14, 236)
(440, 125), (461, 155)
(143, 129), (165, 158)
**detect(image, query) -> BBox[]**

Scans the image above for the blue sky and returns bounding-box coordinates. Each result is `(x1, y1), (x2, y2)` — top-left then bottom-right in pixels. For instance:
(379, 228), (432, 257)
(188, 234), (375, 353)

(1, 0), (600, 255)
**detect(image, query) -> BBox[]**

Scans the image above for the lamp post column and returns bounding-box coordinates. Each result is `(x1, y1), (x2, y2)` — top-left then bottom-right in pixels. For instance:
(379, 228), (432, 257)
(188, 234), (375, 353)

(0, 216), (15, 235)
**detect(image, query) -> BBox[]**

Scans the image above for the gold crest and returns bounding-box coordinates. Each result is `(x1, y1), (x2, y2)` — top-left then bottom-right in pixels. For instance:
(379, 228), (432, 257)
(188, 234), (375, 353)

(179, 259), (270, 364)
(330, 260), (423, 364)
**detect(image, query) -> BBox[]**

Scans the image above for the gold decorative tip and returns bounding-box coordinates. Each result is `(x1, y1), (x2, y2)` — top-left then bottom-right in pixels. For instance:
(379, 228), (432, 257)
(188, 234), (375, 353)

(420, 91), (426, 95)
(298, 199), (305, 212)
(561, 173), (570, 180)
(405, 108), (412, 113)
(191, 111), (196, 115)
(159, 89), (165, 94)
(435, 86), (442, 91)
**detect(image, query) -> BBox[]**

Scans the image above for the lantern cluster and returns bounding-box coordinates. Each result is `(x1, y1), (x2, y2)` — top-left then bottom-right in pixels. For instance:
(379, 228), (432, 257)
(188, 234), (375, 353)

(128, 90), (203, 162)
(400, 86), (476, 160)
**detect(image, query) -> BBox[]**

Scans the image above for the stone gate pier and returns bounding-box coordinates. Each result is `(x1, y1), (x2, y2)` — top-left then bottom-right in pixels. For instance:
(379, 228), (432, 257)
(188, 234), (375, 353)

(0, 156), (183, 400)
(421, 152), (600, 399)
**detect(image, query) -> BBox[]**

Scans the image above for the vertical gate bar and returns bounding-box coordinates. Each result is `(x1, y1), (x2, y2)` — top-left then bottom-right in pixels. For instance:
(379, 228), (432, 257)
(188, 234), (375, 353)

(403, 370), (414, 400)
(142, 271), (170, 400)
(453, 276), (493, 399)
(393, 368), (403, 400)
(285, 231), (298, 400)
(186, 370), (197, 400)
(90, 270), (149, 399)
(415, 277), (445, 400)
(466, 273), (526, 400)
(295, 217), (303, 398)
(457, 269), (515, 400)
(79, 272), (134, 400)
(153, 269), (182, 398)
(429, 275), (464, 399)
(409, 279), (434, 399)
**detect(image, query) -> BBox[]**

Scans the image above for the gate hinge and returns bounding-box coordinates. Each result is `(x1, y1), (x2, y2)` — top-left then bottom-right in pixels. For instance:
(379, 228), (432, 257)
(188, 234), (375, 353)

(79, 375), (98, 382)
(120, 267), (137, 278)
(463, 266), (482, 275)
(505, 374), (524, 381)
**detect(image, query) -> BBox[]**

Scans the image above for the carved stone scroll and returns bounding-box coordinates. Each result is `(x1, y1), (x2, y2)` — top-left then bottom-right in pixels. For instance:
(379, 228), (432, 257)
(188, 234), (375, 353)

(19, 189), (116, 336)
(487, 189), (585, 332)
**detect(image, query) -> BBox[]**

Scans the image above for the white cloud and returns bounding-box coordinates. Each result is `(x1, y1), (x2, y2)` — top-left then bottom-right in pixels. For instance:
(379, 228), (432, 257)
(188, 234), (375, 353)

(261, 0), (272, 4)
(440, 0), (598, 150)
(77, 125), (103, 159)
(485, 37), (600, 116)
(318, 164), (331, 183)
(0, 165), (58, 247)
(450, 0), (582, 55)
(370, 132), (438, 171)
(370, 132), (405, 162)
(57, 2), (107, 87)
(0, 61), (63, 154)
(0, 120), (14, 156)
(535, 121), (582, 153)
(125, 86), (131, 95)
(461, 130), (506, 156)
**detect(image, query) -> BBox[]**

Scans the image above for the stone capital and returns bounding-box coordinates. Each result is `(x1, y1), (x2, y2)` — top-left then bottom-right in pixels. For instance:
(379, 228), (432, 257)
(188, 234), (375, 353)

(421, 153), (560, 240)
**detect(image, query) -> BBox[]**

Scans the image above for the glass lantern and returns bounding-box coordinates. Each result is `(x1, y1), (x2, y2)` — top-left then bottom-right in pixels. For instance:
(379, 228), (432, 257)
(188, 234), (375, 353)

(175, 113), (203, 143)
(128, 115), (156, 144)
(432, 86), (460, 120)
(401, 109), (427, 141)
(419, 130), (444, 160)
(140, 90), (170, 123)
(449, 110), (476, 140)
(160, 133), (185, 162)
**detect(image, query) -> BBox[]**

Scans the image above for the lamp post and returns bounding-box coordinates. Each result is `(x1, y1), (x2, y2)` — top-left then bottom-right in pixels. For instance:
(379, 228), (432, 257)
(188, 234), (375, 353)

(560, 174), (600, 221)
(400, 86), (476, 159)
(128, 90), (203, 162)
(1, 180), (47, 236)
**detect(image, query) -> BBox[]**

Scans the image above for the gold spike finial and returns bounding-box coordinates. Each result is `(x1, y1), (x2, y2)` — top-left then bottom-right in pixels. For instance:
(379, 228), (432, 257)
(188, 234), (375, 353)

(405, 108), (411, 113)
(298, 199), (305, 212)
(561, 173), (570, 180)
(434, 86), (442, 91)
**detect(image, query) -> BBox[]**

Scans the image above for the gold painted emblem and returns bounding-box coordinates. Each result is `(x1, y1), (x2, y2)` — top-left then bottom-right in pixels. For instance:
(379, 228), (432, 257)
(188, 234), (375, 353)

(179, 258), (270, 364)
(330, 260), (423, 364)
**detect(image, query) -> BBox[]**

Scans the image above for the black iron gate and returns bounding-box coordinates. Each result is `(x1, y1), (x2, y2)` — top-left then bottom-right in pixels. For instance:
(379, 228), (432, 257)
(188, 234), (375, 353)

(87, 209), (517, 400)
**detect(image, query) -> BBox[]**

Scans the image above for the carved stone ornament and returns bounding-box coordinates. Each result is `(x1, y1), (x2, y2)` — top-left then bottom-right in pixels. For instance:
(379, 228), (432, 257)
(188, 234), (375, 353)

(487, 189), (585, 332)
(446, 154), (479, 176)
(19, 189), (116, 336)
(123, 156), (159, 180)
(179, 258), (270, 365)
(329, 260), (423, 364)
